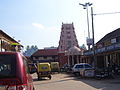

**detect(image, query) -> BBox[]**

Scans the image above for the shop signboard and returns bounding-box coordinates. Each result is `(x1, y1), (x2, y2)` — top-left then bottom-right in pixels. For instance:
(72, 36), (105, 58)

(96, 47), (106, 53)
(86, 38), (93, 45)
(84, 43), (120, 55)
(114, 43), (120, 49)
(106, 45), (114, 51)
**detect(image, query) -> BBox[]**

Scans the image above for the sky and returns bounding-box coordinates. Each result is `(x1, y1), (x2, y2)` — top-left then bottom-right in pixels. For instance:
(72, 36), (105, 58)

(0, 0), (120, 50)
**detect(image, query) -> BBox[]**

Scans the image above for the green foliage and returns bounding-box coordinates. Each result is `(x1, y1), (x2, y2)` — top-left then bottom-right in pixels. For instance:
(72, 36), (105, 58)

(23, 45), (38, 56)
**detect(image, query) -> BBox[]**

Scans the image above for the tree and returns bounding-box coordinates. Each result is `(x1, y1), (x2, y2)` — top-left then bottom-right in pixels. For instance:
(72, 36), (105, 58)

(80, 44), (87, 50)
(23, 45), (38, 57)
(26, 45), (30, 51)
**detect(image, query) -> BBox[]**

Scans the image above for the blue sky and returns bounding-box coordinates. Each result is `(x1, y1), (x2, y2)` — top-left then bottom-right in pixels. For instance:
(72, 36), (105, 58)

(0, 0), (120, 50)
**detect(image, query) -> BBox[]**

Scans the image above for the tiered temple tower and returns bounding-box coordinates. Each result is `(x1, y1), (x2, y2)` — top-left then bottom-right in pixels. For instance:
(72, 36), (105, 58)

(58, 23), (79, 67)
(58, 22), (79, 52)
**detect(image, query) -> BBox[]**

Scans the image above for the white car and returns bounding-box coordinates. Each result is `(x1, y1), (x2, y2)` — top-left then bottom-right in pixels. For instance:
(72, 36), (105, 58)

(72, 63), (93, 75)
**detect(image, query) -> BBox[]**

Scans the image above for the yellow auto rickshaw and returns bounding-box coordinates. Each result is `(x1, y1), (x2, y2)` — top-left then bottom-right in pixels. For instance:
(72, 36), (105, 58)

(37, 63), (52, 80)
(50, 62), (60, 73)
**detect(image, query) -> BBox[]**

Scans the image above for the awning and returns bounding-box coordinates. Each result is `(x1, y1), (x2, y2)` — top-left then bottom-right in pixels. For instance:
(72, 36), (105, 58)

(11, 43), (20, 46)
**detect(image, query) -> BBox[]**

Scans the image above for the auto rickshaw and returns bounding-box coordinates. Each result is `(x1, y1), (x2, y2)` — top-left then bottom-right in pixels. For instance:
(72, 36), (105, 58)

(50, 62), (60, 73)
(37, 63), (52, 80)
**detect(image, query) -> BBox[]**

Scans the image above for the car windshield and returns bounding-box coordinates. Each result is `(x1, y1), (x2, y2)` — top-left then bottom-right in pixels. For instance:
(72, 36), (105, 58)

(85, 64), (92, 68)
(0, 54), (16, 78)
(75, 65), (83, 68)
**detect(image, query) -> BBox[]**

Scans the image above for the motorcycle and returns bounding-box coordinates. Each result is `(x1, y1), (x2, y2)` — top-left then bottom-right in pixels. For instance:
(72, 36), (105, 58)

(95, 67), (114, 80)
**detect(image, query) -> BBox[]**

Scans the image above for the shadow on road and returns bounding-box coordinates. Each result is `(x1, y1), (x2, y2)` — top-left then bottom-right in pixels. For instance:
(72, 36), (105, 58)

(33, 78), (75, 86)
(64, 73), (120, 90)
(32, 72), (120, 90)
(33, 78), (50, 82)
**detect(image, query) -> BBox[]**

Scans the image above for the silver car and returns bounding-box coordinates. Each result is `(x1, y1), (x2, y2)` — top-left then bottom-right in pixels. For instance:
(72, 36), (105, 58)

(72, 63), (93, 75)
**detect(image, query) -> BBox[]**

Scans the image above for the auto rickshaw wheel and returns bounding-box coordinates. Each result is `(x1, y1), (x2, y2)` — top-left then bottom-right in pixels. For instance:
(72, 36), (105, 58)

(38, 75), (41, 80)
(48, 75), (52, 80)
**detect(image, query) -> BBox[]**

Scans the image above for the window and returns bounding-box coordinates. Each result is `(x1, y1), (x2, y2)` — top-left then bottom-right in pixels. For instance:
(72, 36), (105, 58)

(85, 64), (92, 68)
(104, 40), (111, 46)
(111, 38), (116, 44)
(23, 57), (30, 74)
(75, 65), (83, 68)
(0, 54), (16, 78)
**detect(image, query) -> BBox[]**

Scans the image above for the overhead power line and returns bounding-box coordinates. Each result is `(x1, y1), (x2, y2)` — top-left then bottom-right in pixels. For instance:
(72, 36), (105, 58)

(93, 11), (120, 16)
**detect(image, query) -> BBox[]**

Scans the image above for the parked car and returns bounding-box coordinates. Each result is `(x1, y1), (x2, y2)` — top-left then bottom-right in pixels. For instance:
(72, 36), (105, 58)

(0, 52), (34, 90)
(72, 63), (93, 76)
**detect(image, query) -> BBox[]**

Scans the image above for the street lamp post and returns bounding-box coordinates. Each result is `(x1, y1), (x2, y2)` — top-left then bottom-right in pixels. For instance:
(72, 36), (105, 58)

(79, 2), (92, 50)
(79, 2), (96, 68)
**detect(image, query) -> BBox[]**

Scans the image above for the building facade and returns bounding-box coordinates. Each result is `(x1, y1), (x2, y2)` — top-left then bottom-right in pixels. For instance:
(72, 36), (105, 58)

(31, 47), (58, 63)
(0, 30), (23, 52)
(84, 28), (120, 69)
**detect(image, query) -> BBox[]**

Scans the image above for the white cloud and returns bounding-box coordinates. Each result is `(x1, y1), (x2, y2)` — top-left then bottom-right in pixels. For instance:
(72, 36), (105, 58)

(32, 23), (45, 29)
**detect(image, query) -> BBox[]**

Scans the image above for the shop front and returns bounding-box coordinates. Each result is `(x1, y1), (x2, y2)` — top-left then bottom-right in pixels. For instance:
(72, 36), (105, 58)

(84, 43), (120, 74)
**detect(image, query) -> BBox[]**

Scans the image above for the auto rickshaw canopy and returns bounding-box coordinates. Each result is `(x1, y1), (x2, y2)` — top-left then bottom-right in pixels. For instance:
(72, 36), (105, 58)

(37, 63), (51, 72)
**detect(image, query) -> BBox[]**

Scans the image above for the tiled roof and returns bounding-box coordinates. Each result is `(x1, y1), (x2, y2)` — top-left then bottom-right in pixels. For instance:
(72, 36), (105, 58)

(31, 48), (58, 56)
(97, 28), (120, 44)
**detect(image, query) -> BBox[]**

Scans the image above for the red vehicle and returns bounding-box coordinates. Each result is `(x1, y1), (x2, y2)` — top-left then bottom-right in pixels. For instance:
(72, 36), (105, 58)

(0, 52), (34, 90)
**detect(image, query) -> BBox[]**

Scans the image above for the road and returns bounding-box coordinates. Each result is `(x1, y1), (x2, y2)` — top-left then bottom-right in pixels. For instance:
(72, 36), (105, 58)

(32, 73), (120, 90)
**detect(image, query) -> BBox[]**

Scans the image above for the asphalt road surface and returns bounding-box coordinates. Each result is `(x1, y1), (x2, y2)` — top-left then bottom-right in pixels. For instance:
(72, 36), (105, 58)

(32, 73), (120, 90)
